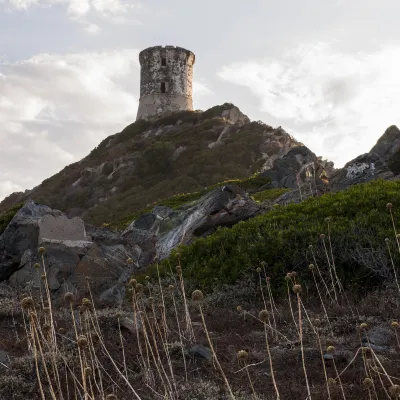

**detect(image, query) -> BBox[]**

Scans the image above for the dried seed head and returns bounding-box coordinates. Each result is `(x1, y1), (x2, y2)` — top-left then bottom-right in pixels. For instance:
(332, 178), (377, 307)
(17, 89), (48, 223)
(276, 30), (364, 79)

(259, 309), (269, 322)
(21, 297), (35, 310)
(236, 305), (242, 312)
(33, 263), (40, 269)
(363, 377), (373, 388)
(284, 274), (291, 281)
(106, 394), (117, 400)
(127, 258), (133, 264)
(308, 244), (313, 249)
(361, 346), (371, 355)
(64, 292), (75, 304)
(325, 217), (331, 223)
(145, 276), (150, 281)
(359, 322), (368, 330)
(291, 271), (298, 277)
(77, 335), (88, 348)
(256, 267), (261, 273)
(41, 274), (46, 280)
(313, 318), (322, 327)
(387, 203), (393, 210)
(38, 247), (46, 254)
(292, 284), (302, 294)
(176, 265), (182, 274)
(389, 385), (400, 396)
(237, 350), (249, 360)
(82, 298), (91, 307)
(135, 283), (144, 294)
(129, 278), (137, 286)
(391, 321), (399, 329)
(266, 276), (270, 282)
(397, 234), (400, 239)
(385, 238), (390, 243)
(191, 290), (204, 303)
(320, 233), (326, 240)
(308, 264), (315, 270)
(326, 346), (335, 353)
(58, 327), (65, 334)
(168, 284), (175, 291)
(42, 323), (51, 334)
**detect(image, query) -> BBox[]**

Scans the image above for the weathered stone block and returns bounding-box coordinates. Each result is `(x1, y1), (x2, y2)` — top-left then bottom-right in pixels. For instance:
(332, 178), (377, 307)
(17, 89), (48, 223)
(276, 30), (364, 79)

(39, 215), (87, 242)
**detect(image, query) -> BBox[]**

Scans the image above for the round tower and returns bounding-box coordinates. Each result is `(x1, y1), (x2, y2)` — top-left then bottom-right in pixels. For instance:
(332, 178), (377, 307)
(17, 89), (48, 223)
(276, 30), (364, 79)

(136, 45), (195, 121)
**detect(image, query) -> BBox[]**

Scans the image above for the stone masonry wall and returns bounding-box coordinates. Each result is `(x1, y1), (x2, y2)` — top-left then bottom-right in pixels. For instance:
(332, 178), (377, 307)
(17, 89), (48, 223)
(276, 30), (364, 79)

(136, 46), (195, 120)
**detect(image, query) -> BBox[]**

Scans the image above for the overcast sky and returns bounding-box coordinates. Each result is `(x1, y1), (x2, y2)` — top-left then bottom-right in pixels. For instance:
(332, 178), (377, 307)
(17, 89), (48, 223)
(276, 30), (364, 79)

(1, 0), (400, 201)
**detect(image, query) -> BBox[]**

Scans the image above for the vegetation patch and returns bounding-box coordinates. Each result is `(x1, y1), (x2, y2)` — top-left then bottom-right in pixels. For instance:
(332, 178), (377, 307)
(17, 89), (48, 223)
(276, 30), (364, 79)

(251, 188), (291, 203)
(146, 180), (400, 292)
(0, 203), (23, 235)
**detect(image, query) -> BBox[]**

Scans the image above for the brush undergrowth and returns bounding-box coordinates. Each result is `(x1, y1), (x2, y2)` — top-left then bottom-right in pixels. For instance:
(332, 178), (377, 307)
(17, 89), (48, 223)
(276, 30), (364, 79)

(143, 180), (400, 291)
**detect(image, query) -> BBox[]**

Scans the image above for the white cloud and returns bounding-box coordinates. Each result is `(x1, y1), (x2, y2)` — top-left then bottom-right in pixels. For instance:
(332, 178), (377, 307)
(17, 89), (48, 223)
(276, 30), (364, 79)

(0, 49), (141, 201)
(218, 42), (400, 167)
(4, 0), (140, 31)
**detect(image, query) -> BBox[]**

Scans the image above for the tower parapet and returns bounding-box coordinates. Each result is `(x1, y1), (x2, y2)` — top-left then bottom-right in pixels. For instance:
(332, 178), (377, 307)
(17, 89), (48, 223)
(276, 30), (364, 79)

(136, 45), (195, 121)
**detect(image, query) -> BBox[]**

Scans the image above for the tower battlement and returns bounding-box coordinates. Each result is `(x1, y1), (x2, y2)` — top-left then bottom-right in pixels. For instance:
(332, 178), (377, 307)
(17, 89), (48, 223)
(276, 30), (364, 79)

(136, 45), (195, 121)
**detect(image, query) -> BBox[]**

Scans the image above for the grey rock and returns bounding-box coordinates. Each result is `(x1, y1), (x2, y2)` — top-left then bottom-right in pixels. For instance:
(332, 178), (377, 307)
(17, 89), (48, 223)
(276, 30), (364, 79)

(261, 146), (327, 190)
(370, 125), (400, 162)
(329, 152), (394, 192)
(0, 350), (9, 368)
(100, 283), (125, 308)
(361, 325), (393, 352)
(187, 344), (212, 361)
(0, 200), (63, 280)
(39, 214), (87, 242)
(122, 184), (260, 264)
(119, 316), (141, 334)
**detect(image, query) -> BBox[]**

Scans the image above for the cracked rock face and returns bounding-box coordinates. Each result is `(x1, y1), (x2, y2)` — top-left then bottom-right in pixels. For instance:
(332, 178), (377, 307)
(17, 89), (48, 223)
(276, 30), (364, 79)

(122, 184), (261, 263)
(0, 185), (261, 302)
(328, 126), (400, 191)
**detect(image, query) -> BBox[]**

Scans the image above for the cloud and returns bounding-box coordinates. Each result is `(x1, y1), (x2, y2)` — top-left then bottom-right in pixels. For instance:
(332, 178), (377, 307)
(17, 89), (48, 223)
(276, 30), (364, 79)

(3, 0), (140, 31)
(0, 49), (141, 201)
(218, 42), (400, 167)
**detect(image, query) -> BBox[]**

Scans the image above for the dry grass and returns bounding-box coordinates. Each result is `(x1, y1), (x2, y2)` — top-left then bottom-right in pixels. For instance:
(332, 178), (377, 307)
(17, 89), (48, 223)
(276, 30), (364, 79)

(0, 260), (399, 400)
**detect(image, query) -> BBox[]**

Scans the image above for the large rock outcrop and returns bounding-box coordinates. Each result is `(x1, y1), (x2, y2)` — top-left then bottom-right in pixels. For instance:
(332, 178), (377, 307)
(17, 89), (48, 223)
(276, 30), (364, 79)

(122, 184), (260, 263)
(0, 104), (300, 227)
(329, 125), (400, 191)
(0, 185), (260, 301)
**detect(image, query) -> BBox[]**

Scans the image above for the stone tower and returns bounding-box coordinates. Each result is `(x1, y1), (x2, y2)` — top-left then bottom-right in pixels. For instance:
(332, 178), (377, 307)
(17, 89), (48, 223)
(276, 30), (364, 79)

(136, 45), (195, 121)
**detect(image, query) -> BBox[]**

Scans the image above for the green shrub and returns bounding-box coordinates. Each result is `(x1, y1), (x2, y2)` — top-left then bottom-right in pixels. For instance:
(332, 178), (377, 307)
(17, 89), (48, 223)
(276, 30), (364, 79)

(149, 180), (400, 292)
(0, 203), (24, 235)
(252, 188), (291, 203)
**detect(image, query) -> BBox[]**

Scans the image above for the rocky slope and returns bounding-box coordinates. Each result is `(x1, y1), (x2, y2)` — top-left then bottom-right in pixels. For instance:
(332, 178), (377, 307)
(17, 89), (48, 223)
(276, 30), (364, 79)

(0, 103), (302, 227)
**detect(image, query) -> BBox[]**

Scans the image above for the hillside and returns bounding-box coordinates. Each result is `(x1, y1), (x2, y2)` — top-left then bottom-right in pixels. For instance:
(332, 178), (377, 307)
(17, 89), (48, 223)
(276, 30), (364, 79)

(0, 103), (302, 227)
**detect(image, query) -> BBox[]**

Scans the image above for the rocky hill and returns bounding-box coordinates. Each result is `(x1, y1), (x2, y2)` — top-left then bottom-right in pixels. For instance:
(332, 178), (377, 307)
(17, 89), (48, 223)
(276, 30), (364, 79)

(3, 107), (400, 399)
(0, 103), (304, 228)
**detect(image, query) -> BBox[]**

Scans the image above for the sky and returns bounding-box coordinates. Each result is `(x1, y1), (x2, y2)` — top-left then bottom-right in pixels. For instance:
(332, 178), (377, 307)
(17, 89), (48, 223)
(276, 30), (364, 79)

(1, 0), (400, 201)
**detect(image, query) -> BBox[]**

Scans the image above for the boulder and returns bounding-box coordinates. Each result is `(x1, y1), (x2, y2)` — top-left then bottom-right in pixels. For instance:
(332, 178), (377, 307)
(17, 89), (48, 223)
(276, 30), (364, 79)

(0, 201), (63, 280)
(123, 185), (261, 263)
(2, 201), (137, 302)
(261, 146), (326, 190)
(329, 153), (394, 192)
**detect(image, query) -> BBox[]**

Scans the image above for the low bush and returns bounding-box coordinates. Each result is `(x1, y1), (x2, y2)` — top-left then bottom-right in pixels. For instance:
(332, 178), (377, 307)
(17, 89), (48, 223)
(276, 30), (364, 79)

(151, 180), (400, 292)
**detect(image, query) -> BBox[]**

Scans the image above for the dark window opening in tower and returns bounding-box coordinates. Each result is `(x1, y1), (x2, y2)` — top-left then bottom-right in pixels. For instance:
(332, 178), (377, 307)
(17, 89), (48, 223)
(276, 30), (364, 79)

(161, 57), (167, 66)
(161, 82), (166, 93)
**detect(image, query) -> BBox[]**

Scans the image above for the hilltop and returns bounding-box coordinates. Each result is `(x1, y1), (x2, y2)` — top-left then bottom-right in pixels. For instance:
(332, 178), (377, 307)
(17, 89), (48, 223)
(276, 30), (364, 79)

(0, 103), (305, 227)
